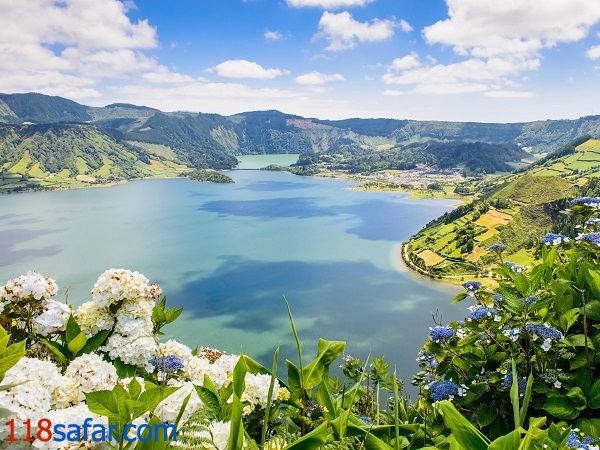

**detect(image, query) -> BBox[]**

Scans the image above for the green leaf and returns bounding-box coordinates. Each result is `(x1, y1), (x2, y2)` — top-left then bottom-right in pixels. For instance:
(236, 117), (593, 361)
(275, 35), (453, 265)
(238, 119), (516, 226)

(585, 300), (600, 321)
(194, 385), (221, 416)
(67, 331), (87, 355)
(543, 396), (581, 419)
(452, 292), (469, 304)
(286, 360), (301, 398)
(128, 378), (142, 400)
(0, 339), (26, 373)
(587, 379), (600, 408)
(560, 308), (580, 332)
(114, 358), (137, 378)
(41, 339), (69, 364)
(566, 387), (587, 408)
(65, 314), (82, 343)
(576, 367), (592, 391)
(574, 418), (600, 438)
(139, 387), (178, 414)
(79, 329), (110, 355)
(489, 428), (521, 450)
(228, 355), (246, 450)
(301, 339), (346, 389)
(437, 400), (490, 450)
(284, 422), (331, 450)
(476, 403), (497, 428)
(519, 372), (533, 427)
(84, 390), (120, 416)
(566, 334), (595, 350)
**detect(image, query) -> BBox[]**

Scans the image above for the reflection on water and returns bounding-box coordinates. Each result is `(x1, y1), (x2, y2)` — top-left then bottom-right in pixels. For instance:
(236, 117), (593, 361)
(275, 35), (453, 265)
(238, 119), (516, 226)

(0, 155), (462, 390)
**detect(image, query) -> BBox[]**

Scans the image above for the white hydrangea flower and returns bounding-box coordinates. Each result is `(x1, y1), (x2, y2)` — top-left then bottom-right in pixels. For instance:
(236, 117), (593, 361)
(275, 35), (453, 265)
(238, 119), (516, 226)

(102, 333), (158, 367)
(154, 382), (203, 425)
(32, 299), (71, 336)
(51, 375), (80, 409)
(62, 353), (118, 402)
(75, 301), (114, 338)
(1, 271), (58, 302)
(114, 314), (154, 337)
(91, 269), (153, 308)
(32, 403), (108, 449)
(185, 354), (240, 390)
(0, 357), (62, 440)
(117, 298), (156, 320)
(157, 340), (193, 365)
(241, 373), (280, 412)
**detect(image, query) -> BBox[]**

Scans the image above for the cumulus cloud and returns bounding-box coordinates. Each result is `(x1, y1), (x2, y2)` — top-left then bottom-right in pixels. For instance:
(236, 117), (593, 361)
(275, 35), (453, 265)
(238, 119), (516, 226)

(209, 60), (287, 79)
(264, 30), (284, 41)
(423, 0), (600, 59)
(587, 45), (600, 60)
(382, 57), (539, 95)
(389, 53), (421, 71)
(294, 71), (345, 85)
(287, 0), (374, 8)
(318, 12), (411, 51)
(0, 0), (158, 99)
(381, 1), (600, 95)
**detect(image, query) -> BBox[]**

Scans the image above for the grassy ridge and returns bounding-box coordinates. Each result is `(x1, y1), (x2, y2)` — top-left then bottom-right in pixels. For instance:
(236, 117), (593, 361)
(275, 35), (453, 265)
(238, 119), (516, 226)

(404, 137), (599, 279)
(0, 123), (191, 192)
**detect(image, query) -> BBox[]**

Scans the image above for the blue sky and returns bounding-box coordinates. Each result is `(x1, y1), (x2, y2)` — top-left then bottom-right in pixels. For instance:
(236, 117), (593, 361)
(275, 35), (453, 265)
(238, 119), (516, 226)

(1, 0), (600, 122)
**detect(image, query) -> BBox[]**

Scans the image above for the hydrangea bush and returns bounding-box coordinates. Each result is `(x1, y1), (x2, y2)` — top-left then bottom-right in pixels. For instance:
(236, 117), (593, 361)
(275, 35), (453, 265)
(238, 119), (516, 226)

(412, 198), (600, 442)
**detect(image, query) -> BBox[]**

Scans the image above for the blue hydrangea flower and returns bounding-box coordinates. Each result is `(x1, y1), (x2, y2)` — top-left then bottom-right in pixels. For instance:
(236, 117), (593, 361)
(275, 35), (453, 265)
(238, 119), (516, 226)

(566, 430), (600, 449)
(570, 197), (600, 207)
(467, 305), (498, 322)
(541, 233), (570, 245)
(426, 380), (465, 402)
(584, 217), (600, 228)
(358, 416), (372, 425)
(462, 281), (482, 292)
(520, 296), (537, 307)
(503, 327), (522, 342)
(429, 325), (455, 343)
(492, 294), (504, 304)
(576, 232), (600, 246)
(504, 261), (523, 273)
(503, 373), (527, 395)
(149, 355), (184, 373)
(525, 323), (563, 342)
(487, 243), (507, 252)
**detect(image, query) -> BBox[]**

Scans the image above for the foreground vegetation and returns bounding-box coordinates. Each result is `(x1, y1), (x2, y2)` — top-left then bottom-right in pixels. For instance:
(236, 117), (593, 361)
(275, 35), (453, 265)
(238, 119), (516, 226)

(0, 198), (599, 449)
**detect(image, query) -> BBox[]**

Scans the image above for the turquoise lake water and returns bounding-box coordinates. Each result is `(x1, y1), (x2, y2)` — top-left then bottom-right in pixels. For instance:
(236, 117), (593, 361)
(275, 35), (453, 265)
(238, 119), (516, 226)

(0, 155), (462, 388)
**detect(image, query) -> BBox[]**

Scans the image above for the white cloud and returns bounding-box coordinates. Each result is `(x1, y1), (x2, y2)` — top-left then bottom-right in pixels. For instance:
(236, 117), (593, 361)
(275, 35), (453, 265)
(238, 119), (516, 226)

(587, 45), (600, 60)
(484, 90), (535, 98)
(382, 57), (540, 95)
(264, 30), (284, 41)
(0, 0), (158, 98)
(380, 1), (600, 96)
(287, 0), (374, 8)
(210, 60), (287, 79)
(382, 90), (405, 96)
(294, 71), (345, 85)
(318, 12), (411, 51)
(423, 0), (600, 59)
(389, 53), (420, 71)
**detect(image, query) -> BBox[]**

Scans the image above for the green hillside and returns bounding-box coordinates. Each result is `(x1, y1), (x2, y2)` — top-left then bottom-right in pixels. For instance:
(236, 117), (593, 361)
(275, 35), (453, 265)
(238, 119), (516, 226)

(0, 124), (190, 192)
(404, 137), (600, 280)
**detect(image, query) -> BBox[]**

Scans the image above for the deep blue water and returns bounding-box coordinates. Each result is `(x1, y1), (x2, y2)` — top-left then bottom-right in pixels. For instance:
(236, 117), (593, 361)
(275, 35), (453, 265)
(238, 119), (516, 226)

(0, 160), (462, 391)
